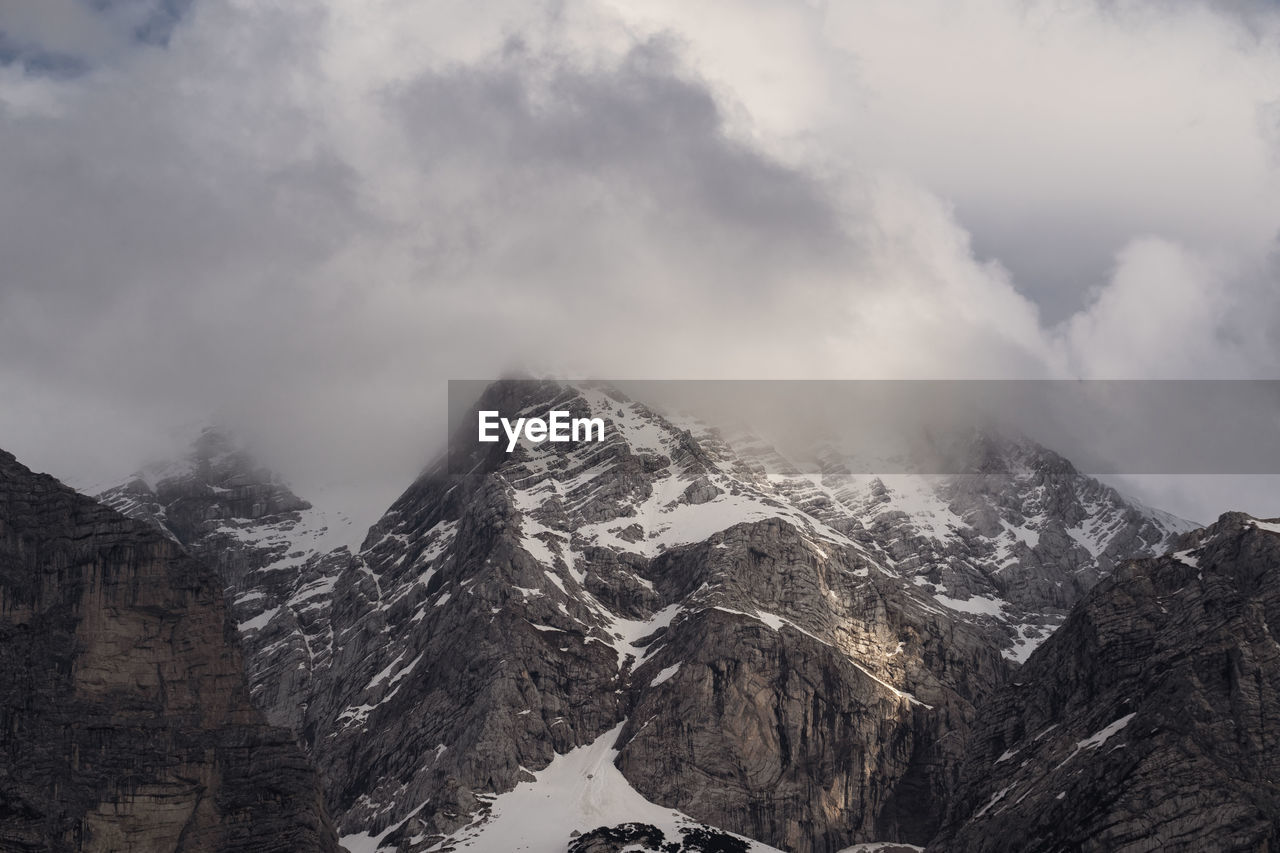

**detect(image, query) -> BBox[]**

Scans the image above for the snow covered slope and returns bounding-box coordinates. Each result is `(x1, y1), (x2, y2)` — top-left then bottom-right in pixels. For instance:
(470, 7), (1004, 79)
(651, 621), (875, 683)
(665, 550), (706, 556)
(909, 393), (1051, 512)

(339, 723), (782, 853)
(764, 433), (1194, 662)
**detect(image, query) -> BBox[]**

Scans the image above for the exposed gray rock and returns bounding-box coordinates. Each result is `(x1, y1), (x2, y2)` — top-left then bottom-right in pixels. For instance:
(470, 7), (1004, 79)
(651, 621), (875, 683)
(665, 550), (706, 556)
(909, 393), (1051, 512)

(777, 431), (1194, 662)
(930, 512), (1280, 852)
(296, 382), (1015, 851)
(0, 447), (338, 852)
(98, 427), (356, 738)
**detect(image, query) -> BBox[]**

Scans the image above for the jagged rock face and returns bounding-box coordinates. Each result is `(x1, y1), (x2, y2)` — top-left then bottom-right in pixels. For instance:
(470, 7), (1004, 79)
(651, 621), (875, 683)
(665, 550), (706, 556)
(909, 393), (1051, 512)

(773, 432), (1193, 663)
(98, 427), (356, 737)
(0, 448), (339, 852)
(930, 512), (1280, 853)
(612, 521), (1008, 850)
(304, 382), (1014, 852)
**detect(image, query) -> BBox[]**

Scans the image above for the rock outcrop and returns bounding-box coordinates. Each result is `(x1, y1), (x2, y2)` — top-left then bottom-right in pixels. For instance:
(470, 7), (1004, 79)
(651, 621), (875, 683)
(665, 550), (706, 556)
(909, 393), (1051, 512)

(774, 431), (1193, 662)
(98, 427), (356, 737)
(0, 448), (339, 852)
(930, 512), (1280, 852)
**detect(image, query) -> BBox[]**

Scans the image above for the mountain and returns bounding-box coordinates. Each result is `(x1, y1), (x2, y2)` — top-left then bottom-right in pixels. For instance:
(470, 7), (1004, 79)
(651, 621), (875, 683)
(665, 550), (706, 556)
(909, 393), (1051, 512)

(0, 447), (339, 851)
(307, 386), (1004, 851)
(93, 380), (1196, 852)
(294, 381), (1189, 852)
(98, 427), (357, 736)
(930, 512), (1280, 852)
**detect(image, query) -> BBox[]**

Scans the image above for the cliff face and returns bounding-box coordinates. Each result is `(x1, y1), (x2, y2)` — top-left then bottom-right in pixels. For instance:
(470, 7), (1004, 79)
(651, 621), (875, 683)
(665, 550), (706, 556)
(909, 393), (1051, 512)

(0, 448), (339, 852)
(608, 520), (1005, 850)
(930, 512), (1280, 852)
(98, 427), (356, 738)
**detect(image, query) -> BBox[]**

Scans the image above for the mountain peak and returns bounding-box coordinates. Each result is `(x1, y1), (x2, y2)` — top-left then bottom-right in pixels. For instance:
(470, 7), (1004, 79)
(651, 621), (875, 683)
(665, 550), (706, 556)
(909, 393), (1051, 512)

(77, 381), (1211, 851)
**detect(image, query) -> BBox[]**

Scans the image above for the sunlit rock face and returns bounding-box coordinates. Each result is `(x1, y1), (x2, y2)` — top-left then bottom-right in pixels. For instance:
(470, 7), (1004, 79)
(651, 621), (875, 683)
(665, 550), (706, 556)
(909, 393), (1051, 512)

(0, 448), (339, 852)
(930, 512), (1280, 853)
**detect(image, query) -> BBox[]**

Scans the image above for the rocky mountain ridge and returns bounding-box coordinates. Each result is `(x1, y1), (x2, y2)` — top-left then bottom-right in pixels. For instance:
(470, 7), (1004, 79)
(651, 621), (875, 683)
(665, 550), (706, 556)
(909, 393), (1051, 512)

(931, 511), (1280, 852)
(300, 380), (1009, 851)
(94, 380), (1201, 852)
(0, 447), (339, 852)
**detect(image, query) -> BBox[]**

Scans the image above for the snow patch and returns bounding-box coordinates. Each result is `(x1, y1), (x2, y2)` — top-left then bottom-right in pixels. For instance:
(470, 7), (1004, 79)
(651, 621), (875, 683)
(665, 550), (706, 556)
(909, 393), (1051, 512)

(1077, 712), (1136, 751)
(934, 593), (1007, 617)
(973, 783), (1017, 819)
(1055, 712), (1136, 770)
(649, 663), (681, 687)
(238, 606), (280, 633)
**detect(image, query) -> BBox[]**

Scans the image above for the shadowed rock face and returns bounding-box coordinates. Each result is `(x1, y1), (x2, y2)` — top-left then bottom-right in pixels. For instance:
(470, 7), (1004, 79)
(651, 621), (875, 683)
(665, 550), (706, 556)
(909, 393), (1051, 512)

(930, 512), (1280, 853)
(98, 426), (356, 739)
(0, 449), (338, 853)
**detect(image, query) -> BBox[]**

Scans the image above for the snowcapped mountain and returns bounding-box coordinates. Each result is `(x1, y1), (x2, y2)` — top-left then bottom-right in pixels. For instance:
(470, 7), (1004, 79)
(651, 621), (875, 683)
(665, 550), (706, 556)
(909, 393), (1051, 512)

(96, 381), (1196, 852)
(298, 380), (1191, 852)
(304, 381), (1006, 851)
(97, 426), (358, 735)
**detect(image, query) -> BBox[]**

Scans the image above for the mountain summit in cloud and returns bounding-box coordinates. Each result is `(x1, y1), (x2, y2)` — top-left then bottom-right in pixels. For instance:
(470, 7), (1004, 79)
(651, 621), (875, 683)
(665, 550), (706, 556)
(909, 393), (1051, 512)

(4, 0), (1279, 527)
(98, 425), (358, 735)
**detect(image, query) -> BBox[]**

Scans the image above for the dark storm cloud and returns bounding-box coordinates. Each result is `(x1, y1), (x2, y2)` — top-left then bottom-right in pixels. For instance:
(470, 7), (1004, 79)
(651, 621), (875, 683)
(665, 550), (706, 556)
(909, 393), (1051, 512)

(0, 30), (89, 76)
(120, 0), (196, 47)
(0, 0), (195, 72)
(399, 42), (836, 241)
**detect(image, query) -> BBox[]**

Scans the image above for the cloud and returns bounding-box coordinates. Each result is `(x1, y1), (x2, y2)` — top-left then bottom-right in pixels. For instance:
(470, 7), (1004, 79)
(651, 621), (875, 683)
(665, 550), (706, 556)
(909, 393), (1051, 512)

(607, 0), (1280, 320)
(0, 0), (190, 69)
(0, 0), (1277, 526)
(1064, 238), (1254, 378)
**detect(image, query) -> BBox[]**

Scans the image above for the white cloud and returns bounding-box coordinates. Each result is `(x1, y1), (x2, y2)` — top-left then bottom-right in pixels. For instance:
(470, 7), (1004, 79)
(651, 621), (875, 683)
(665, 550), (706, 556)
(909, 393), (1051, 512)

(1064, 238), (1250, 378)
(606, 0), (1280, 318)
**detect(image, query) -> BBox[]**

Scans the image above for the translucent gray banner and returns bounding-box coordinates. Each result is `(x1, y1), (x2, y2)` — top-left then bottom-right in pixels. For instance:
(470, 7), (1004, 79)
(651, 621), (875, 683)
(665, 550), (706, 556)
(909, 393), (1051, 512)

(447, 379), (1280, 475)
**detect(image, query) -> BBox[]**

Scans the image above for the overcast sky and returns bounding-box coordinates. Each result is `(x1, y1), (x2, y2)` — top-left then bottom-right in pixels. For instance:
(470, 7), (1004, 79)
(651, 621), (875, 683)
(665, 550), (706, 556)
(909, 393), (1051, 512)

(1, 0), (1279, 528)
